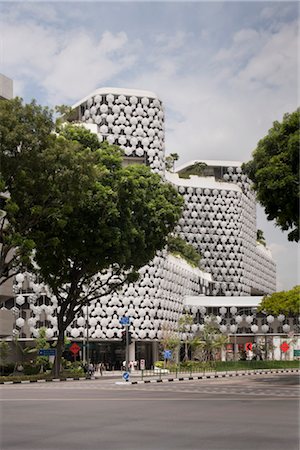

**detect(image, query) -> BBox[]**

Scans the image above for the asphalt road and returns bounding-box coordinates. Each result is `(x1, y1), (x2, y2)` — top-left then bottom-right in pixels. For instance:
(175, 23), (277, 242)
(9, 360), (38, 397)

(1, 373), (299, 450)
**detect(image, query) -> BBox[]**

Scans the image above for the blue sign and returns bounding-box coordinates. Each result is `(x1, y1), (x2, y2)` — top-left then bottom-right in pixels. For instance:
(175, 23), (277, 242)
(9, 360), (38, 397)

(164, 350), (172, 360)
(119, 316), (130, 325)
(38, 349), (56, 356)
(122, 371), (130, 381)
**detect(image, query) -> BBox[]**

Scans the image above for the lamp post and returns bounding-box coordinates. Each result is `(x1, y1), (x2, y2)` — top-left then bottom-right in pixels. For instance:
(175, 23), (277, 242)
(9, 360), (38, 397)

(85, 303), (90, 368)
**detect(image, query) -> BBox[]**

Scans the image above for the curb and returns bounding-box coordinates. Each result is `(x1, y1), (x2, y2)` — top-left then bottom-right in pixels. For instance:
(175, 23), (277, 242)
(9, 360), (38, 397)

(1, 376), (89, 385)
(1, 369), (299, 385)
(130, 368), (300, 385)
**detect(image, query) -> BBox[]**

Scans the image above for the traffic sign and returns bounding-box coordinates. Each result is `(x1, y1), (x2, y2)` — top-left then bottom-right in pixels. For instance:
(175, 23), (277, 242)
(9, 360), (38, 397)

(119, 316), (130, 325)
(164, 350), (172, 360)
(69, 343), (81, 355)
(38, 349), (56, 356)
(140, 359), (145, 370)
(122, 372), (130, 381)
(245, 342), (253, 352)
(280, 342), (290, 353)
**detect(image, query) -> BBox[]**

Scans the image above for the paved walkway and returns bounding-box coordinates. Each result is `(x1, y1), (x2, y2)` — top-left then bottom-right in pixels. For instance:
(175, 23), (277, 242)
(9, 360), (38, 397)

(94, 367), (299, 384)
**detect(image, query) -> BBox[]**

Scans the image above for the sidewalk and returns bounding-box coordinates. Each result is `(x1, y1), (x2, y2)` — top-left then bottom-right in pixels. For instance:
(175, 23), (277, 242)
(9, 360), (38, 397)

(94, 367), (300, 384)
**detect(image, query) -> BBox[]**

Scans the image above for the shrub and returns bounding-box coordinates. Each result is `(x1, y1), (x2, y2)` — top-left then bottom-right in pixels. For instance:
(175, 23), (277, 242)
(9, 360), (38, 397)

(23, 364), (41, 375)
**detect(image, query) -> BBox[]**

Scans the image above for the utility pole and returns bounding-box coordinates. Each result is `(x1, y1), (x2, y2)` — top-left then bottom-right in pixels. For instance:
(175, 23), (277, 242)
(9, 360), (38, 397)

(125, 324), (129, 373)
(86, 303), (90, 367)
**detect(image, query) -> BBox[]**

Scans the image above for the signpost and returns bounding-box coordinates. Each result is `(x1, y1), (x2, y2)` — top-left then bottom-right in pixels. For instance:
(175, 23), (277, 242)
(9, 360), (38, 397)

(119, 316), (130, 326)
(280, 342), (290, 353)
(38, 349), (56, 357)
(119, 317), (131, 373)
(122, 371), (130, 382)
(164, 350), (172, 360)
(245, 342), (253, 352)
(69, 343), (81, 361)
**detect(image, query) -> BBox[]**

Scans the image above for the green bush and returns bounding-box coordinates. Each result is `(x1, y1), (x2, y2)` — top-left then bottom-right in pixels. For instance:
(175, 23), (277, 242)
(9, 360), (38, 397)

(0, 364), (15, 376)
(23, 364), (41, 375)
(154, 360), (299, 373)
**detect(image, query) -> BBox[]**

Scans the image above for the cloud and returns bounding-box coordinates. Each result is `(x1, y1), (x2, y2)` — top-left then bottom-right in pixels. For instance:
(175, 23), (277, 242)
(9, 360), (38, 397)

(1, 2), (298, 290)
(1, 16), (138, 104)
(235, 21), (298, 89)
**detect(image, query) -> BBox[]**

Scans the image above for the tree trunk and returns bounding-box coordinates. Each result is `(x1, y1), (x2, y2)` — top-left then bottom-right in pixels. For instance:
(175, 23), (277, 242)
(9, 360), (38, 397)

(53, 329), (65, 378)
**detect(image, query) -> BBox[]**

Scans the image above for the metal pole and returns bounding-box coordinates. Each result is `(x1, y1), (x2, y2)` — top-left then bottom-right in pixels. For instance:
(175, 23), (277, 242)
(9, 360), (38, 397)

(234, 333), (237, 362)
(86, 303), (90, 367)
(125, 325), (129, 373)
(264, 334), (267, 361)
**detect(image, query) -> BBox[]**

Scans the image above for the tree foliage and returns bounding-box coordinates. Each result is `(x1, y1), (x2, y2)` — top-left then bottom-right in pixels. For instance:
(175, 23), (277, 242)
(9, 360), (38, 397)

(165, 152), (179, 172)
(167, 235), (201, 267)
(193, 317), (228, 362)
(256, 229), (266, 247)
(178, 313), (195, 361)
(0, 99), (184, 375)
(243, 109), (299, 242)
(258, 285), (300, 316)
(178, 162), (207, 179)
(0, 98), (55, 284)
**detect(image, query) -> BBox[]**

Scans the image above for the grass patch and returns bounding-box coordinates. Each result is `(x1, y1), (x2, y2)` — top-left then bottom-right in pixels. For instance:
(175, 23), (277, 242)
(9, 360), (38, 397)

(155, 360), (300, 373)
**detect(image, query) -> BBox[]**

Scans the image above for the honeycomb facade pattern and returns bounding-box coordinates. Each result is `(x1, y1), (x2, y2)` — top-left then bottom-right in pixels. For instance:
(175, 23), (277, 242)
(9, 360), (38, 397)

(166, 161), (276, 296)
(71, 87), (165, 174)
(12, 253), (212, 341)
(6, 87), (279, 359)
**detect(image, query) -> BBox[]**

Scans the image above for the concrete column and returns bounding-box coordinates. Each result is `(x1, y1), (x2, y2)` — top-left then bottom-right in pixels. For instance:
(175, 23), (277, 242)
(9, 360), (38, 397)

(152, 341), (159, 365)
(129, 341), (135, 363)
(221, 347), (226, 361)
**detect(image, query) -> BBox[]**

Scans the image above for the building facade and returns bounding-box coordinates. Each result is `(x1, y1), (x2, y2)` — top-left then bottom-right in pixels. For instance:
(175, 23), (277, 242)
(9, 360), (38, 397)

(166, 161), (276, 297)
(70, 87), (165, 175)
(2, 85), (297, 367)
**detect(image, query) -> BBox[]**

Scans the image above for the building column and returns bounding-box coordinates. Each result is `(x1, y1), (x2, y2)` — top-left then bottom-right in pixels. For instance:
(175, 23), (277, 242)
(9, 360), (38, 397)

(129, 341), (136, 364)
(152, 341), (159, 366)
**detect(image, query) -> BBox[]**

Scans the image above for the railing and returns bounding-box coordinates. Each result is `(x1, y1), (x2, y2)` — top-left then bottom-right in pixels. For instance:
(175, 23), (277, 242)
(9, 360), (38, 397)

(138, 360), (300, 381)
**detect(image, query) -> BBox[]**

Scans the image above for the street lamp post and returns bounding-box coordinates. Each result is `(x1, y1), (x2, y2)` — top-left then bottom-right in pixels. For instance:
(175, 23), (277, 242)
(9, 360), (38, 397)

(85, 303), (90, 368)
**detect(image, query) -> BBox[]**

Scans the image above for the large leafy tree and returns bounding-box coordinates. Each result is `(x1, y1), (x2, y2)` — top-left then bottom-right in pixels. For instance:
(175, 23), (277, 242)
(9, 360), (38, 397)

(243, 109), (299, 242)
(0, 99), (183, 376)
(258, 285), (300, 316)
(0, 98), (55, 284)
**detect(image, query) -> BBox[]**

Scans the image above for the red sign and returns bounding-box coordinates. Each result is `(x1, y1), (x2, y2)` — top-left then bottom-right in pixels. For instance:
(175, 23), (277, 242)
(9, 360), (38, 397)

(69, 343), (81, 355)
(280, 342), (290, 353)
(245, 342), (253, 352)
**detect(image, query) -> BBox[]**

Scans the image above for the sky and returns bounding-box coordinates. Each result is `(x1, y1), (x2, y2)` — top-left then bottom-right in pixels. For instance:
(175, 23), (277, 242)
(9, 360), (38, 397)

(0, 0), (299, 291)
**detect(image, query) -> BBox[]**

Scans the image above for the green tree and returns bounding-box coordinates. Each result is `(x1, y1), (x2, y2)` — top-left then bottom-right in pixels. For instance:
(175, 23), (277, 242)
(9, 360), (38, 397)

(178, 162), (207, 179)
(165, 152), (179, 172)
(243, 109), (299, 242)
(160, 323), (180, 365)
(258, 285), (300, 316)
(167, 235), (201, 267)
(193, 317), (228, 362)
(0, 100), (184, 376)
(0, 98), (54, 285)
(256, 229), (266, 246)
(178, 313), (195, 361)
(0, 341), (10, 366)
(34, 327), (50, 371)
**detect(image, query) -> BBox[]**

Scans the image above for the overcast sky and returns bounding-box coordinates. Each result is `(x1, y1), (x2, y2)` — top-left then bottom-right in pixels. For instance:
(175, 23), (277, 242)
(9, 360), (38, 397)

(0, 1), (298, 291)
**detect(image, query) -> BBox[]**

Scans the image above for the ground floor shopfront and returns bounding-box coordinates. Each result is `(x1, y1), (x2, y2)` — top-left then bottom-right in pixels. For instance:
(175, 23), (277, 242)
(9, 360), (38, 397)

(63, 340), (160, 370)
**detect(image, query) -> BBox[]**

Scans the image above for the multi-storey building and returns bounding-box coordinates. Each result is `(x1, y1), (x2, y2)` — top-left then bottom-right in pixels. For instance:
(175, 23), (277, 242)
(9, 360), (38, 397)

(3, 85), (294, 367)
(70, 87), (165, 174)
(166, 160), (276, 296)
